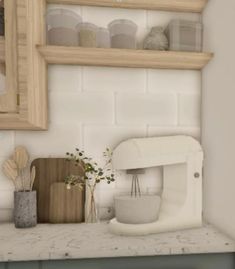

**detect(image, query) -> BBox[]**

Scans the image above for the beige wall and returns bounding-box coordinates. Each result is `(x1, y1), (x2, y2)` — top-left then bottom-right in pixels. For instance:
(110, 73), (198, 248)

(202, 0), (235, 239)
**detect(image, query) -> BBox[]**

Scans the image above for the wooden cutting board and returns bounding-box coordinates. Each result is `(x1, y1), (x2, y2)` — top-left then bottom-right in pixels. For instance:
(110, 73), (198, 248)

(31, 158), (85, 223)
(49, 183), (84, 224)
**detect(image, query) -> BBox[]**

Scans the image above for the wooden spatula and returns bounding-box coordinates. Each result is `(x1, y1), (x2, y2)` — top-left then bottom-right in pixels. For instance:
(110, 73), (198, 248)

(13, 146), (29, 169)
(2, 159), (18, 190)
(30, 166), (36, 191)
(13, 146), (29, 190)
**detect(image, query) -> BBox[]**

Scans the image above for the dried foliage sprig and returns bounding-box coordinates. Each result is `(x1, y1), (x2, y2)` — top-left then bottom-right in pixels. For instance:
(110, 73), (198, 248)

(65, 148), (115, 191)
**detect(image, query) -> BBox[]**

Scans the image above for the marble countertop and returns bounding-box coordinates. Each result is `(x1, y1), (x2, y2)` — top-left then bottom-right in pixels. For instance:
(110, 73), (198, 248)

(0, 223), (235, 262)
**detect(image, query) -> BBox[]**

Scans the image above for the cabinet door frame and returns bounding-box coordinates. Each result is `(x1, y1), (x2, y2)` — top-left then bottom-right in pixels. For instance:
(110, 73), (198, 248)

(0, 0), (48, 130)
(0, 0), (18, 113)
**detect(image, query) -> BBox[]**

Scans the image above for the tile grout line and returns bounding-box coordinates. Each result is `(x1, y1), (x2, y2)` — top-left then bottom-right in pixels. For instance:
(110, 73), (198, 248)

(80, 4), (84, 93)
(80, 123), (85, 149)
(176, 93), (180, 127)
(145, 9), (148, 94)
(145, 69), (149, 94)
(146, 124), (150, 137)
(13, 131), (16, 149)
(80, 67), (84, 92)
(113, 92), (118, 125)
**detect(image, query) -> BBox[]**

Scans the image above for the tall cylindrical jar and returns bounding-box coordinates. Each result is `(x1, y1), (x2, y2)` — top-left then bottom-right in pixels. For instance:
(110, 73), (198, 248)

(14, 191), (37, 228)
(46, 9), (82, 46)
(108, 19), (137, 49)
(97, 27), (111, 48)
(77, 23), (98, 48)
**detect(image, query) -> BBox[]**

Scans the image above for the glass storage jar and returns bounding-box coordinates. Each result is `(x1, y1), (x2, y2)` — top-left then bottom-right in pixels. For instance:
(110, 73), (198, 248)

(165, 19), (203, 52)
(77, 23), (98, 48)
(46, 9), (82, 46)
(97, 27), (111, 48)
(108, 19), (137, 49)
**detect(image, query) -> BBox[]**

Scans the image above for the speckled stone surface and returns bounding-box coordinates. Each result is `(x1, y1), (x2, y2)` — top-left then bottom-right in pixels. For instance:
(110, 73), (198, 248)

(14, 191), (37, 228)
(0, 223), (234, 262)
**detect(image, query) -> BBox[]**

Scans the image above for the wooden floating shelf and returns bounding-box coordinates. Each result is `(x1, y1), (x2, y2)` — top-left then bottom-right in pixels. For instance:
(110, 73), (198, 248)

(46, 0), (208, 13)
(37, 45), (213, 70)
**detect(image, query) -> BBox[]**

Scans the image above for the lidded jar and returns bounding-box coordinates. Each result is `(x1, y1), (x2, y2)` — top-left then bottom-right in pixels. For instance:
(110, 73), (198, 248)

(77, 23), (98, 48)
(108, 19), (137, 49)
(97, 27), (111, 48)
(46, 9), (82, 46)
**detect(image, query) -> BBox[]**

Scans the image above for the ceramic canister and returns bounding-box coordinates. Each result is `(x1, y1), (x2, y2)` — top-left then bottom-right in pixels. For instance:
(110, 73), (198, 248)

(14, 191), (37, 228)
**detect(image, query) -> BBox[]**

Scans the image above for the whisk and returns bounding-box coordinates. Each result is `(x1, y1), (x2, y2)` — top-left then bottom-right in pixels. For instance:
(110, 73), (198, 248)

(127, 169), (145, 197)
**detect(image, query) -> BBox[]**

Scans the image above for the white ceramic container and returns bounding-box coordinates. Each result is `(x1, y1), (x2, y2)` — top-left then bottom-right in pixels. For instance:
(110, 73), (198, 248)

(46, 9), (82, 46)
(115, 195), (161, 224)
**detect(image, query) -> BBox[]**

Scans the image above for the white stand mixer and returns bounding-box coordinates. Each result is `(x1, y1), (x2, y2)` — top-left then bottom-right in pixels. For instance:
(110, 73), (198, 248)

(109, 136), (203, 236)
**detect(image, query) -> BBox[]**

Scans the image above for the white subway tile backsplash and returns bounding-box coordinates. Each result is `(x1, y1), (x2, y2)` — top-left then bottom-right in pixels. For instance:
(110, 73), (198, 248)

(0, 209), (13, 222)
(47, 4), (82, 15)
(179, 94), (201, 126)
(0, 131), (14, 157)
(0, 158), (15, 191)
(0, 190), (14, 209)
(50, 92), (114, 124)
(0, 178), (14, 192)
(147, 11), (200, 28)
(83, 67), (146, 92)
(96, 180), (116, 191)
(15, 124), (81, 158)
(148, 126), (201, 140)
(83, 125), (146, 162)
(148, 70), (201, 93)
(116, 93), (177, 125)
(48, 65), (82, 92)
(96, 188), (116, 207)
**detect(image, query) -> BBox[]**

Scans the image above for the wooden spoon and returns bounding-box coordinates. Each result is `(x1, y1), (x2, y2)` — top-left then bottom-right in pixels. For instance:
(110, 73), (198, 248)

(13, 146), (29, 170)
(30, 166), (36, 191)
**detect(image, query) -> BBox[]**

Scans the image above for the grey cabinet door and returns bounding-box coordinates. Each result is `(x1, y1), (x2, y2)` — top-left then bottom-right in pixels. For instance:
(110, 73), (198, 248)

(2, 253), (235, 269)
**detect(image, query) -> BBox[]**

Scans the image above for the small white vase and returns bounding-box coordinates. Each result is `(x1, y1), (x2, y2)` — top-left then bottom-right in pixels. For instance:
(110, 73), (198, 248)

(85, 186), (98, 223)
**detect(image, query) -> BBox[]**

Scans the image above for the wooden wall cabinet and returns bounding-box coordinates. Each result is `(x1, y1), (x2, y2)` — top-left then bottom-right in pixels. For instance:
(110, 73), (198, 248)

(0, 0), (18, 114)
(0, 0), (47, 130)
(0, 0), (211, 130)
